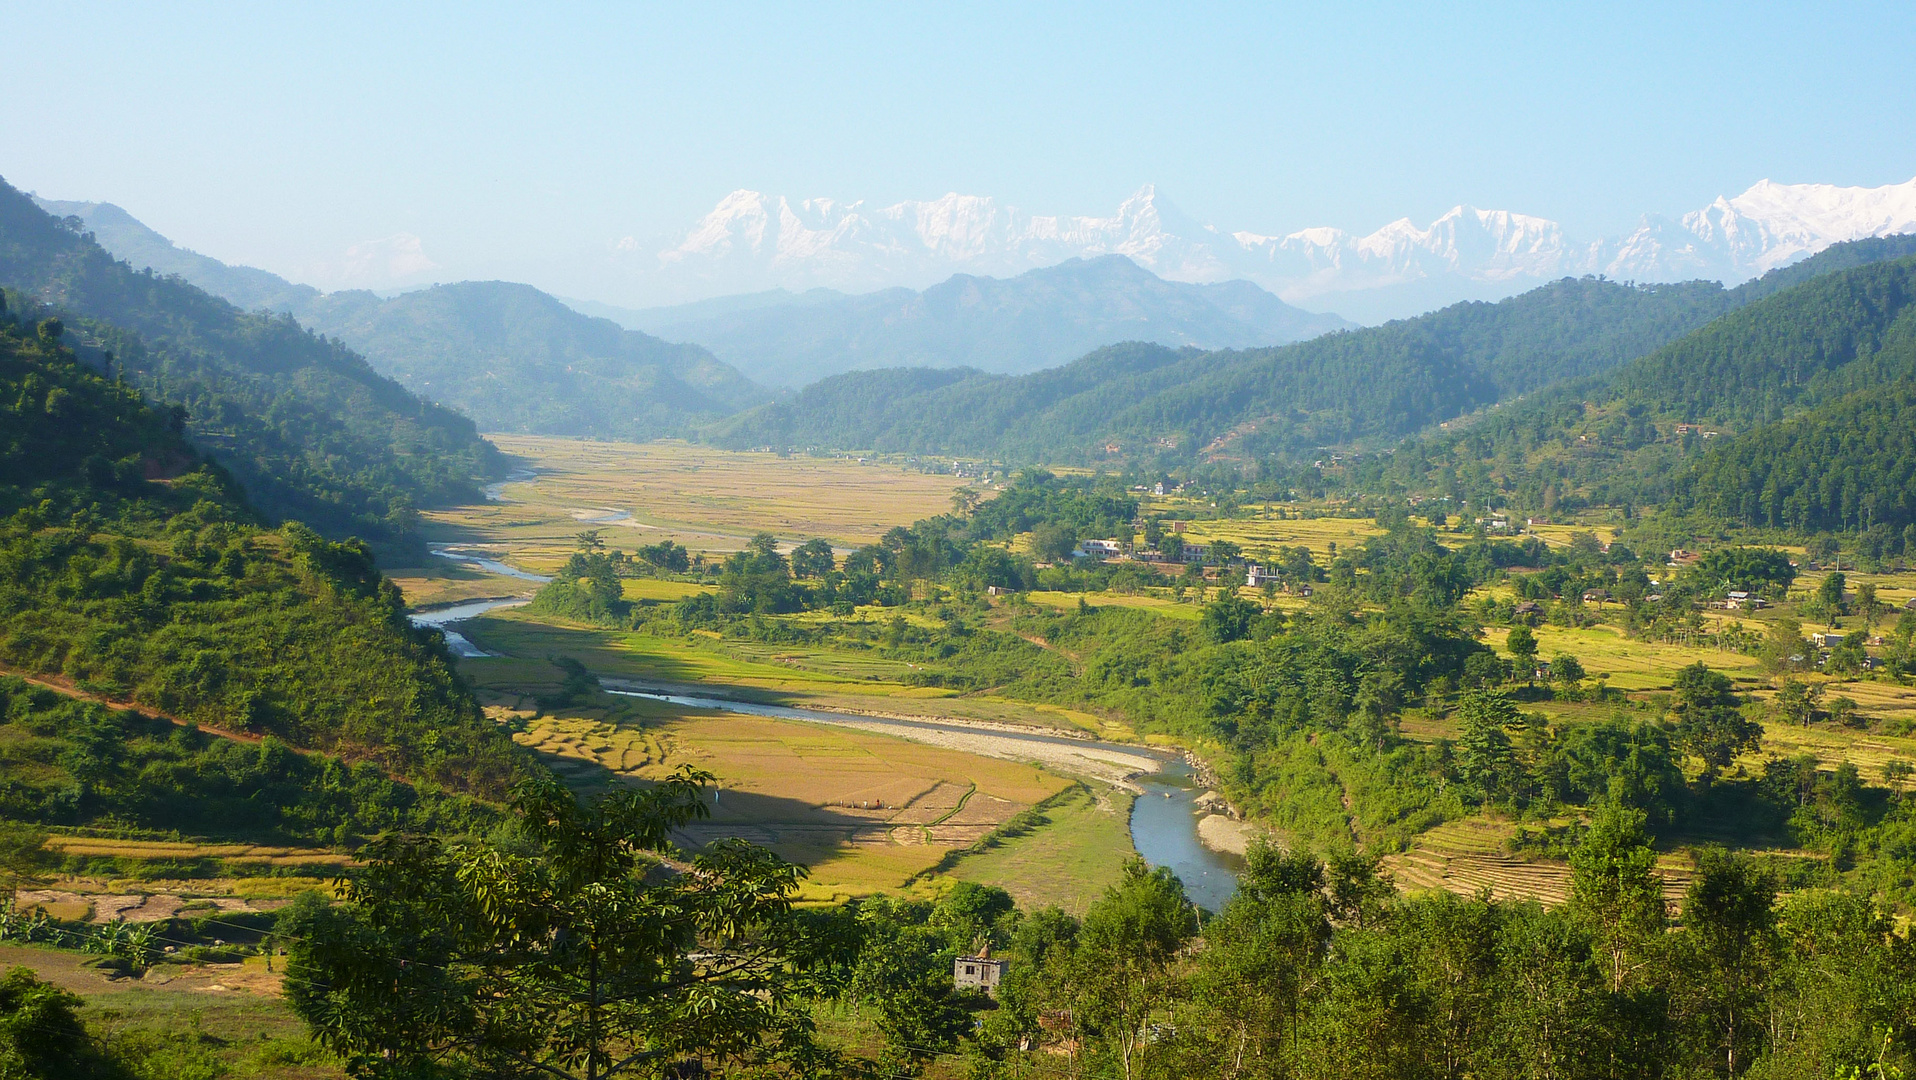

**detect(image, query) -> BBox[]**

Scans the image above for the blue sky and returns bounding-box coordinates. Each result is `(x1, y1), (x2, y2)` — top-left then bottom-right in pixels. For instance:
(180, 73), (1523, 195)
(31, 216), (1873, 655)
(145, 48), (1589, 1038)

(5, 1), (1913, 288)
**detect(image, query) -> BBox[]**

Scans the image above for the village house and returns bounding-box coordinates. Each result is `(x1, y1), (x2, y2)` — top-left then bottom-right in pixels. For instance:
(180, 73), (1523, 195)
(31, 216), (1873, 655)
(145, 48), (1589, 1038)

(954, 952), (1008, 997)
(1812, 631), (1846, 649)
(1075, 539), (1124, 559)
(1246, 564), (1275, 588)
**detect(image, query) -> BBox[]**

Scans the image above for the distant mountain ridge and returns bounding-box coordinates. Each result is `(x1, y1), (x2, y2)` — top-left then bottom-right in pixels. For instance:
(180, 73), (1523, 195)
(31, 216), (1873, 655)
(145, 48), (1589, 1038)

(35, 196), (767, 440)
(45, 195), (1348, 394)
(293, 281), (767, 438)
(2, 176), (497, 545)
(601, 255), (1352, 386)
(631, 177), (1916, 322)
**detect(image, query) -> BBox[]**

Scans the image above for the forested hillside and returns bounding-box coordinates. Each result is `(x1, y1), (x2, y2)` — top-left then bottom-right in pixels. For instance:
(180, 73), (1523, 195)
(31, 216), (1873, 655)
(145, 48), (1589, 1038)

(712, 277), (1741, 459)
(293, 281), (766, 439)
(713, 235), (1916, 466)
(0, 297), (519, 795)
(1384, 254), (1916, 523)
(1673, 379), (1916, 535)
(0, 177), (498, 544)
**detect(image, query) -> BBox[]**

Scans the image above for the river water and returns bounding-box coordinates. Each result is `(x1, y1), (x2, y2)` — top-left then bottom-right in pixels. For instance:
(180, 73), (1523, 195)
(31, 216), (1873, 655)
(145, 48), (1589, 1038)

(601, 685), (1244, 909)
(406, 466), (1242, 905)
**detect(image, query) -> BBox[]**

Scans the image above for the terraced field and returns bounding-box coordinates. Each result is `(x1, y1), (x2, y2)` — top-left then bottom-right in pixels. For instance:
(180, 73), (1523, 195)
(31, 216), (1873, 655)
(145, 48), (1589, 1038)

(1388, 818), (1695, 908)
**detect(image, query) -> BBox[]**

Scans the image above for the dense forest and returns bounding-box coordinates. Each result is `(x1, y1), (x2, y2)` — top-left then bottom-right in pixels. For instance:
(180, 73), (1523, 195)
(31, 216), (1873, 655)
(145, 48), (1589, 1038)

(1356, 255), (1916, 531)
(0, 299), (520, 794)
(0, 176), (499, 545)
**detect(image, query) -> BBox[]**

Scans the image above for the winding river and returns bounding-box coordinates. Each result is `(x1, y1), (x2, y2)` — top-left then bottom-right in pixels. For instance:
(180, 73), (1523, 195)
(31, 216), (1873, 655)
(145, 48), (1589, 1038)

(600, 685), (1244, 909)
(404, 508), (1242, 905)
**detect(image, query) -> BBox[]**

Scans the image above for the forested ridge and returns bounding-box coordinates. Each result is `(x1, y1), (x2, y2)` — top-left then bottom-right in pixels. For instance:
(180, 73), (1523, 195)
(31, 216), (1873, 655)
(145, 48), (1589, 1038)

(290, 280), (768, 441)
(0, 176), (499, 546)
(0, 299), (520, 795)
(1376, 254), (1916, 534)
(713, 276), (1738, 460)
(711, 234), (1916, 473)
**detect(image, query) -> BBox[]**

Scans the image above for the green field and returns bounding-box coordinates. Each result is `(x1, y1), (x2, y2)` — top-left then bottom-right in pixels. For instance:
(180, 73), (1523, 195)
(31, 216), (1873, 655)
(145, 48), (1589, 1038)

(944, 785), (1137, 914)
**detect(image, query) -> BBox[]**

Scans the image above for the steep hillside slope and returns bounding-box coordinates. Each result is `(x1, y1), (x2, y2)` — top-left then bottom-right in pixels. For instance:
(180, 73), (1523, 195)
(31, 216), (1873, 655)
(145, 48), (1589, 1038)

(1675, 379), (1916, 534)
(1392, 252), (1916, 521)
(623, 255), (1351, 385)
(34, 196), (323, 312)
(294, 281), (766, 438)
(0, 302), (518, 794)
(0, 177), (497, 544)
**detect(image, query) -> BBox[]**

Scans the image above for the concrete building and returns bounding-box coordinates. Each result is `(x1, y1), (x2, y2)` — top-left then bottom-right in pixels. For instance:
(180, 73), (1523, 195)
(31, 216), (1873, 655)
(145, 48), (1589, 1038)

(955, 954), (1008, 997)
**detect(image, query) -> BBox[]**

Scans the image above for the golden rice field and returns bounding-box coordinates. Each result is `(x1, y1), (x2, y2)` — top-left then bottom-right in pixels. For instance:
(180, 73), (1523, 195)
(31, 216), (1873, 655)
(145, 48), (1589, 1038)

(420, 436), (973, 575)
(510, 701), (1074, 902)
(41, 837), (350, 867)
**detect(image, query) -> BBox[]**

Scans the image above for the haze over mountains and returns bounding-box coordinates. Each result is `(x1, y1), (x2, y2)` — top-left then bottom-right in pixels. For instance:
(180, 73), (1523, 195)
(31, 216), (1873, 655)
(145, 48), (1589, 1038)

(41, 196), (1352, 390)
(593, 255), (1352, 386)
(627, 176), (1916, 322)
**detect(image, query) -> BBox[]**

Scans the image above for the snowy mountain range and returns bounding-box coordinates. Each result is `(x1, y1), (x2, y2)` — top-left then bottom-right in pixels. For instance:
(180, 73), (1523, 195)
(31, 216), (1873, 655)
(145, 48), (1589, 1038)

(629, 176), (1916, 323)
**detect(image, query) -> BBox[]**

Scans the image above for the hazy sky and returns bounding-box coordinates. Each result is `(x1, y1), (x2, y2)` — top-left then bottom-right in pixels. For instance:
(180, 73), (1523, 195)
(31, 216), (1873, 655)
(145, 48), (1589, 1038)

(6, 1), (1914, 292)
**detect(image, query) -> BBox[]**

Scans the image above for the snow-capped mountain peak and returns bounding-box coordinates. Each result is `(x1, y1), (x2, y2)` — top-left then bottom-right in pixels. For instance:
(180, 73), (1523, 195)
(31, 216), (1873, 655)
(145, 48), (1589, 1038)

(638, 175), (1916, 322)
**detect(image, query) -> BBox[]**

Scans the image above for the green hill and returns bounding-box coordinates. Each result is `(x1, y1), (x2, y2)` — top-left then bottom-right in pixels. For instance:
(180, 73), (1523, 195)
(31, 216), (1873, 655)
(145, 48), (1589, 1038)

(1398, 254), (1916, 519)
(293, 281), (766, 439)
(36, 198), (769, 441)
(1, 177), (498, 545)
(712, 235), (1916, 467)
(0, 296), (519, 796)
(712, 276), (1738, 460)
(1673, 379), (1916, 537)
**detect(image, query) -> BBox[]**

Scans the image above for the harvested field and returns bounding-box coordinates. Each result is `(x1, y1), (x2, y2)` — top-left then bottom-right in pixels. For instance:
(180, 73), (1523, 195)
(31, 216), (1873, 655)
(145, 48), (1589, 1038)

(945, 785), (1138, 915)
(43, 837), (350, 867)
(1027, 590), (1202, 621)
(17, 887), (288, 924)
(513, 706), (1081, 900)
(420, 436), (973, 578)
(1387, 848), (1694, 909)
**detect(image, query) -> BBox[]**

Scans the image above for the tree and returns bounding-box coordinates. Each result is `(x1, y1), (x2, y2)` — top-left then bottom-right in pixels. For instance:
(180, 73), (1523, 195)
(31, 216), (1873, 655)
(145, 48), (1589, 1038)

(1505, 625), (1539, 681)
(1679, 850), (1778, 1075)
(1669, 663), (1761, 785)
(1774, 679), (1824, 727)
(0, 966), (113, 1079)
(1189, 846), (1331, 1073)
(1070, 859), (1196, 1080)
(1202, 595), (1261, 644)
(1857, 581), (1882, 630)
(1761, 617), (1808, 673)
(1817, 572), (1848, 621)
(1552, 653), (1586, 686)
(1569, 802), (1666, 992)
(1030, 522), (1078, 564)
(576, 529), (606, 551)
(789, 538), (835, 579)
(286, 768), (833, 1079)
(1457, 689), (1520, 799)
